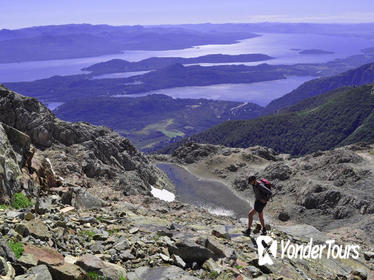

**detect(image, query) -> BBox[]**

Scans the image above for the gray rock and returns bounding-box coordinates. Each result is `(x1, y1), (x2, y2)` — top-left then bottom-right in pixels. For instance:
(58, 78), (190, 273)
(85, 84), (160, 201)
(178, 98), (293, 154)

(73, 189), (104, 209)
(36, 197), (52, 215)
(114, 238), (130, 251)
(0, 237), (17, 262)
(263, 162), (292, 180)
(25, 219), (51, 241)
(0, 256), (8, 276)
(278, 211), (290, 222)
(172, 254), (186, 268)
(15, 224), (29, 237)
(6, 210), (24, 219)
(127, 265), (198, 280)
(168, 239), (216, 265)
(119, 250), (135, 261)
(15, 265), (53, 280)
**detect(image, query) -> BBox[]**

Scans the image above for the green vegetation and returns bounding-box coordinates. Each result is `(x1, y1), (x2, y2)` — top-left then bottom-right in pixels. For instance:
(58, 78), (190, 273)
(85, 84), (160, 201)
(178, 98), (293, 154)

(79, 230), (96, 240)
(263, 62), (374, 115)
(118, 274), (127, 280)
(176, 85), (374, 156)
(10, 193), (33, 209)
(86, 272), (127, 280)
(207, 271), (220, 279)
(235, 265), (243, 269)
(0, 204), (7, 210)
(9, 241), (24, 258)
(87, 272), (107, 280)
(55, 94), (262, 151)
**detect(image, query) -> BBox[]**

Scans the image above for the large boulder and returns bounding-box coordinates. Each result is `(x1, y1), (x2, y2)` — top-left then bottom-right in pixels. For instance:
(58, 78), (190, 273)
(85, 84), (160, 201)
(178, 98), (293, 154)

(72, 188), (105, 209)
(25, 219), (51, 241)
(168, 239), (216, 265)
(22, 245), (64, 266)
(76, 254), (126, 280)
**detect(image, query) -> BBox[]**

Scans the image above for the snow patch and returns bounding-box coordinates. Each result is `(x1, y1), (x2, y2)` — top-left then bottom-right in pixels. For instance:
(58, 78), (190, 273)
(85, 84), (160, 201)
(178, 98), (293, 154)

(204, 207), (235, 217)
(151, 186), (175, 202)
(46, 158), (56, 176)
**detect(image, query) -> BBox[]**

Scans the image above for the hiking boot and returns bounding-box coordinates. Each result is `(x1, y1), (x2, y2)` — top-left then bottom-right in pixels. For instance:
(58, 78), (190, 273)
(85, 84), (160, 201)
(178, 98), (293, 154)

(253, 223), (262, 234)
(242, 228), (251, 236)
(261, 228), (267, 235)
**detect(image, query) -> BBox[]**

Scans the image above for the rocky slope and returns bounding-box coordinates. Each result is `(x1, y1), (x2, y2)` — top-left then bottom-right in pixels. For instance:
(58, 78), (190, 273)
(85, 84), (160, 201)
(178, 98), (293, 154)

(168, 142), (374, 247)
(0, 84), (172, 200)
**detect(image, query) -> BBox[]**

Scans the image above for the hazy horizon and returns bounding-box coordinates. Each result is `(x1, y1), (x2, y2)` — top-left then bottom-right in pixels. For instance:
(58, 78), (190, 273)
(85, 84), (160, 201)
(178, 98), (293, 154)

(2, 0), (374, 29)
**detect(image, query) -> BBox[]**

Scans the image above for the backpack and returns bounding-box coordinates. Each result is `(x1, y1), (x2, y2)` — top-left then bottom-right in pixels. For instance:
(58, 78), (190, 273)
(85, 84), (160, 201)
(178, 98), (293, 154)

(260, 178), (272, 190)
(259, 178), (274, 201)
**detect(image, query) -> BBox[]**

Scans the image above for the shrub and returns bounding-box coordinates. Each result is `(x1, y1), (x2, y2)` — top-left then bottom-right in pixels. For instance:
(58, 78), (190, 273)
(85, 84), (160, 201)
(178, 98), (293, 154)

(10, 193), (33, 209)
(9, 241), (24, 258)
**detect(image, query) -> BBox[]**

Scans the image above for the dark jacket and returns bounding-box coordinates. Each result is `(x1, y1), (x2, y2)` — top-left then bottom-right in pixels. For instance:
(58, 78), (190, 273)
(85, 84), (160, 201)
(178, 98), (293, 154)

(252, 181), (272, 201)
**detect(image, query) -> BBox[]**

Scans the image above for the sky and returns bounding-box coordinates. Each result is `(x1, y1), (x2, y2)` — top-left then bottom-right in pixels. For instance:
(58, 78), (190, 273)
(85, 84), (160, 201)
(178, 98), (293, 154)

(1, 0), (374, 29)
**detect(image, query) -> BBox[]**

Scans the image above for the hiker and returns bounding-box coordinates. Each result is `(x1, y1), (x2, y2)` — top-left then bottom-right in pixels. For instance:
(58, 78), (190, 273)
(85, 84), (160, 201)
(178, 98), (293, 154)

(243, 175), (272, 236)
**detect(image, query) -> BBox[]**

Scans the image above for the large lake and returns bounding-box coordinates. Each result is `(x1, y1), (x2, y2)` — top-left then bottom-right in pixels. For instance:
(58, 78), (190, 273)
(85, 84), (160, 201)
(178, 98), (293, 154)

(115, 76), (315, 106)
(1, 32), (373, 83)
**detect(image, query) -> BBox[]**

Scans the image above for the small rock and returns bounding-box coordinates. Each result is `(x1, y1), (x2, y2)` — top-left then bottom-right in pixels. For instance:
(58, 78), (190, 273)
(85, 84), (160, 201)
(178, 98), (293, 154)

(60, 206), (75, 213)
(172, 254), (186, 269)
(278, 211), (290, 222)
(157, 230), (173, 238)
(363, 251), (374, 261)
(129, 227), (139, 234)
(211, 229), (231, 240)
(202, 258), (222, 275)
(15, 224), (29, 237)
(24, 213), (35, 221)
(159, 253), (171, 262)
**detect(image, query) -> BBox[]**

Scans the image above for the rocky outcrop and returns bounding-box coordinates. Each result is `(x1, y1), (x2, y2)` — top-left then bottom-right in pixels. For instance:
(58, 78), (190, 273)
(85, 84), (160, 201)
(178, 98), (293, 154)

(0, 84), (172, 199)
(172, 142), (219, 164)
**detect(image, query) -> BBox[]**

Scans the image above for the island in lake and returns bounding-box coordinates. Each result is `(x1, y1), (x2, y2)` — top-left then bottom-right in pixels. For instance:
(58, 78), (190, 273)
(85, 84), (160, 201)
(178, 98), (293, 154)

(299, 49), (335, 55)
(82, 53), (274, 75)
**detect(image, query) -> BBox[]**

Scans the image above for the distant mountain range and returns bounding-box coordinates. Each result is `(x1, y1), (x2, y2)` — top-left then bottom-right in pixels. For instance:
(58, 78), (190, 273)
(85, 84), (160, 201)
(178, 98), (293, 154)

(0, 24), (258, 63)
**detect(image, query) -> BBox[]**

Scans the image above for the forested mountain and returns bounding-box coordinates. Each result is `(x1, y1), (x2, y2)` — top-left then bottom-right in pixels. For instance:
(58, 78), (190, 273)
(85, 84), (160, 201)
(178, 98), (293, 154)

(263, 62), (374, 115)
(164, 84), (374, 155)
